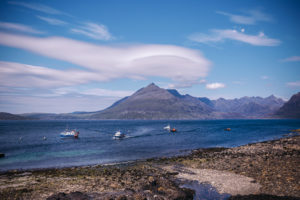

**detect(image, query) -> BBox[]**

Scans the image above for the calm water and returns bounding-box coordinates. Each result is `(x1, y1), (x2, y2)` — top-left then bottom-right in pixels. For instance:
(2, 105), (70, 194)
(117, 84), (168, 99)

(0, 119), (299, 171)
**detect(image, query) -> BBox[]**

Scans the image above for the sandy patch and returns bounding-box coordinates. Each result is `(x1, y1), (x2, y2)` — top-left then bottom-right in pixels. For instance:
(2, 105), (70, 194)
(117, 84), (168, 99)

(164, 165), (261, 196)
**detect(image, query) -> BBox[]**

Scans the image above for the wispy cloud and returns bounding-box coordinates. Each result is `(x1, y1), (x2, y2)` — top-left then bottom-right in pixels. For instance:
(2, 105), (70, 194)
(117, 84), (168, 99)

(0, 61), (103, 88)
(281, 56), (300, 62)
(37, 16), (67, 26)
(206, 82), (225, 90)
(9, 2), (113, 41)
(287, 81), (300, 87)
(0, 32), (211, 87)
(9, 1), (69, 16)
(167, 79), (206, 89)
(216, 9), (272, 25)
(71, 22), (114, 40)
(0, 21), (43, 34)
(189, 29), (280, 46)
(261, 75), (269, 80)
(54, 87), (133, 97)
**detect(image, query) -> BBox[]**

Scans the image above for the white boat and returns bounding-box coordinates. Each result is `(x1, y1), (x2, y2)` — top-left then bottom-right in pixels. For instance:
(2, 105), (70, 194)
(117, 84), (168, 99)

(113, 131), (125, 139)
(60, 129), (79, 138)
(163, 125), (171, 131)
(164, 125), (177, 132)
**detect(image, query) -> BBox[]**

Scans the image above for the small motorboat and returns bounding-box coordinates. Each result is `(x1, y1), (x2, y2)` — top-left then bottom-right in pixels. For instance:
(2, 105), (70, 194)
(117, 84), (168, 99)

(113, 131), (125, 139)
(60, 129), (79, 138)
(164, 125), (171, 131)
(164, 125), (177, 132)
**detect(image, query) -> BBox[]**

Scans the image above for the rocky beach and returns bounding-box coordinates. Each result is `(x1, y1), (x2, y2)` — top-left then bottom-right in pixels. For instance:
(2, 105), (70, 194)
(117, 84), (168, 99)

(0, 135), (299, 200)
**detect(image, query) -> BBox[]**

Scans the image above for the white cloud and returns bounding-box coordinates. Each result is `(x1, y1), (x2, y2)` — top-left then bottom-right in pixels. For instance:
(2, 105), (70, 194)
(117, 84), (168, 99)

(9, 1), (69, 16)
(281, 56), (300, 62)
(0, 32), (211, 86)
(287, 81), (300, 87)
(217, 11), (254, 24)
(189, 29), (280, 46)
(0, 21), (43, 34)
(216, 9), (272, 25)
(37, 16), (67, 26)
(71, 22), (114, 40)
(0, 61), (115, 88)
(206, 82), (225, 90)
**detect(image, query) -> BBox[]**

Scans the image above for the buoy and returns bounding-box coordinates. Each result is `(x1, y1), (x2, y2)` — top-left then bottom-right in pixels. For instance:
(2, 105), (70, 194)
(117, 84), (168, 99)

(43, 136), (47, 140)
(171, 128), (177, 132)
(225, 128), (231, 131)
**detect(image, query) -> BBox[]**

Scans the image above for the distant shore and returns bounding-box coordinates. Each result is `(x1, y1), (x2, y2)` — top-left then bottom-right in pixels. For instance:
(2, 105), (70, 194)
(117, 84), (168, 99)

(0, 135), (299, 200)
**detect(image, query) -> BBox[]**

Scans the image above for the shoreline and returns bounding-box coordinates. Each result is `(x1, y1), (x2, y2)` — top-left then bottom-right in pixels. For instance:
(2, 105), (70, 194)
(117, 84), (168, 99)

(0, 135), (299, 199)
(0, 133), (294, 174)
(0, 135), (291, 173)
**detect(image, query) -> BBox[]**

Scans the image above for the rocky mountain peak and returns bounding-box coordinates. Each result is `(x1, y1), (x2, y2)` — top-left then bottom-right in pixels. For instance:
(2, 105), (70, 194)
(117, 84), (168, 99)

(130, 83), (174, 100)
(276, 92), (300, 118)
(143, 82), (160, 90)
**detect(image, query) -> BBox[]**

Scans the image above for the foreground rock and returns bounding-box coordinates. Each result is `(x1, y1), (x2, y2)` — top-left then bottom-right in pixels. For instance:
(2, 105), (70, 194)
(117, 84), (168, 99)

(0, 163), (193, 199)
(157, 135), (300, 198)
(0, 135), (299, 199)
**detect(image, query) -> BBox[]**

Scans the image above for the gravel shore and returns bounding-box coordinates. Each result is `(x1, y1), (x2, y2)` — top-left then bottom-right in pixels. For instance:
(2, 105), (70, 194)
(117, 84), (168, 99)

(0, 135), (299, 199)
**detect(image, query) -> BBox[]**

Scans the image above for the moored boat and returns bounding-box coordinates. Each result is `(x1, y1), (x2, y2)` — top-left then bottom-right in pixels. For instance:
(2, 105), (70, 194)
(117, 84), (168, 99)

(163, 125), (171, 131)
(164, 125), (177, 132)
(113, 131), (125, 139)
(60, 129), (79, 138)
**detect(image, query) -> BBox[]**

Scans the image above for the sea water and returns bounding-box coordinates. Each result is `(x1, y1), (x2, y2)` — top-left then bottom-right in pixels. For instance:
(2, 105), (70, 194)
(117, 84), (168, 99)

(0, 119), (299, 171)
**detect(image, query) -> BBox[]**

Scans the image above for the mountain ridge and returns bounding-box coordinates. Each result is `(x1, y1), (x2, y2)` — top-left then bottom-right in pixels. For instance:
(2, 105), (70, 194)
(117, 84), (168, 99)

(88, 83), (287, 119)
(92, 83), (214, 119)
(1, 83), (297, 120)
(275, 92), (300, 118)
(0, 112), (33, 120)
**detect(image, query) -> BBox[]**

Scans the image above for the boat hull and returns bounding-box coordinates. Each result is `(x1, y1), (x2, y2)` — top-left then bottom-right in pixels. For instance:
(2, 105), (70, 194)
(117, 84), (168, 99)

(60, 130), (79, 138)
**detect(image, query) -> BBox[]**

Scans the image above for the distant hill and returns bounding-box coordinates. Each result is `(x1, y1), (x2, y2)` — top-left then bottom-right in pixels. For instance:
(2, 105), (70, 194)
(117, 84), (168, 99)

(12, 83), (290, 120)
(89, 83), (286, 119)
(91, 83), (213, 119)
(20, 112), (94, 120)
(0, 112), (31, 120)
(211, 95), (285, 118)
(275, 92), (300, 118)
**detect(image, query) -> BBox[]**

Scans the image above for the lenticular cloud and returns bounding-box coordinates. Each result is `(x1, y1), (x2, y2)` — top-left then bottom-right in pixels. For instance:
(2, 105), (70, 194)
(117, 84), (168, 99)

(0, 32), (211, 85)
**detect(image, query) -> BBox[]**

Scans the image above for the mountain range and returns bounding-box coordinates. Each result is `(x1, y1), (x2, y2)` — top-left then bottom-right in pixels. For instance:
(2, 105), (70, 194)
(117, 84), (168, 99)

(0, 112), (31, 120)
(275, 92), (300, 118)
(1, 83), (299, 120)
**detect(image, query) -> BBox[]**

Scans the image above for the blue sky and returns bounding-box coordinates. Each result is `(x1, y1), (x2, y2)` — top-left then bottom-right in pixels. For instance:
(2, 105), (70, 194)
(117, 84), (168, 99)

(0, 0), (299, 113)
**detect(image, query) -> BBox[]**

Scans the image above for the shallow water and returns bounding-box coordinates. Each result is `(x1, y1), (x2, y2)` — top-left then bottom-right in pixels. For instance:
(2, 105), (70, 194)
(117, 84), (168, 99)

(180, 180), (230, 200)
(0, 119), (299, 171)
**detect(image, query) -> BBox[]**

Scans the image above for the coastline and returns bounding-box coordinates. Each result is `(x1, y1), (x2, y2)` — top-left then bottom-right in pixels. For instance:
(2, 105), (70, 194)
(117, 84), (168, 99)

(0, 135), (299, 200)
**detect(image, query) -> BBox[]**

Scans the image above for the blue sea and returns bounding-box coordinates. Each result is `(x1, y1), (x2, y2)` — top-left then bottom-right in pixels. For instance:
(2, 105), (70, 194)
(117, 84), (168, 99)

(0, 119), (299, 171)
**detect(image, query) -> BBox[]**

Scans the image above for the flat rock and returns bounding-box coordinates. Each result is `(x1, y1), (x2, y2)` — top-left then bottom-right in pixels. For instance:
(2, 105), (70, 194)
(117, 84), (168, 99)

(164, 166), (261, 196)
